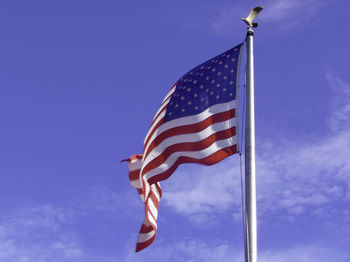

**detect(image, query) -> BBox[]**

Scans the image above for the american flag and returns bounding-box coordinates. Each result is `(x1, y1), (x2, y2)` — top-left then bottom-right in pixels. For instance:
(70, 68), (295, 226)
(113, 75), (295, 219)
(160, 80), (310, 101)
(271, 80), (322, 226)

(124, 42), (244, 252)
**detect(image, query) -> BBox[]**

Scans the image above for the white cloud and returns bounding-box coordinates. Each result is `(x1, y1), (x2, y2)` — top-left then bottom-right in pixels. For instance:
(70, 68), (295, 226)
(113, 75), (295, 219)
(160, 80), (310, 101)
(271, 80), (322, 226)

(0, 205), (83, 262)
(0, 186), (135, 262)
(126, 238), (348, 262)
(161, 74), (350, 222)
(326, 73), (350, 132)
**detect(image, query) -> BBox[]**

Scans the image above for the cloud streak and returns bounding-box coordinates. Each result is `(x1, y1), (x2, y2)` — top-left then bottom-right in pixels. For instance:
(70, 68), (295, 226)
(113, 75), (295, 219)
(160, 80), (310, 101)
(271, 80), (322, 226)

(204, 0), (326, 35)
(0, 205), (83, 262)
(126, 238), (349, 262)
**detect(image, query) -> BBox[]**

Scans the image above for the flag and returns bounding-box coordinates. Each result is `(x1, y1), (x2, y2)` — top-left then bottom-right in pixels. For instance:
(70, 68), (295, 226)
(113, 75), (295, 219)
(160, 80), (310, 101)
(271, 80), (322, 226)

(124, 42), (244, 252)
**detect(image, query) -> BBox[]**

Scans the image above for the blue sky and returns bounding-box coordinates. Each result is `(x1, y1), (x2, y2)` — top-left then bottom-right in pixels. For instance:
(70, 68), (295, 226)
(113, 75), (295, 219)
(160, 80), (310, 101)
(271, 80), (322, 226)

(1, 0), (350, 261)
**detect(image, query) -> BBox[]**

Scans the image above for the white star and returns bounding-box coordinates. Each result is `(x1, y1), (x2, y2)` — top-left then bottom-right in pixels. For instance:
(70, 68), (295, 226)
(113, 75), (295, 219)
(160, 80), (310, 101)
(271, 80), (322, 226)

(226, 55), (230, 58)
(223, 76), (228, 80)
(217, 72), (222, 75)
(212, 68), (216, 72)
(200, 97), (204, 102)
(229, 93), (233, 96)
(175, 104), (179, 108)
(232, 58), (236, 62)
(210, 91), (214, 95)
(181, 96), (185, 100)
(207, 66), (211, 70)
(206, 76), (210, 80)
(229, 81), (234, 85)
(206, 89), (209, 93)
(195, 106), (198, 110)
(188, 101), (192, 105)
(216, 83), (220, 87)
(211, 79), (215, 84)
(230, 69), (235, 73)
(193, 80), (197, 84)
(200, 85), (204, 89)
(187, 88), (191, 92)
(223, 88), (227, 92)
(169, 112), (173, 116)
(181, 108), (185, 112)
(216, 95), (220, 99)
(193, 93), (198, 97)
(224, 65), (229, 68)
(219, 61), (223, 64)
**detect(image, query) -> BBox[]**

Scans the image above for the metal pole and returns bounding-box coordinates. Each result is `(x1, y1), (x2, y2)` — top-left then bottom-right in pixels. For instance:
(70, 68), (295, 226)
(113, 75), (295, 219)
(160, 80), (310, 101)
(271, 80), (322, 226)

(244, 28), (257, 262)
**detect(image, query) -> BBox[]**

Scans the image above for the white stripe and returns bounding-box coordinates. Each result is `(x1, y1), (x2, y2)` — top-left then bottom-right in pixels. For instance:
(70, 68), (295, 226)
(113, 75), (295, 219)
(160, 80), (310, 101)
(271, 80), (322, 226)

(142, 117), (237, 168)
(143, 100), (235, 158)
(162, 85), (176, 103)
(144, 137), (237, 181)
(151, 184), (161, 201)
(143, 87), (176, 145)
(144, 110), (166, 146)
(147, 197), (158, 220)
(128, 161), (142, 172)
(137, 231), (155, 243)
(152, 96), (170, 122)
(139, 194), (145, 203)
(147, 210), (157, 228)
(130, 179), (141, 189)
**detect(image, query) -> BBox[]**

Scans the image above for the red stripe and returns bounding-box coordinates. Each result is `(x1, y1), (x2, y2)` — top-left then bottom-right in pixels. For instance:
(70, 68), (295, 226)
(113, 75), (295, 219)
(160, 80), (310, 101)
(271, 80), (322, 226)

(149, 191), (160, 209)
(145, 198), (157, 224)
(148, 145), (237, 185)
(144, 109), (235, 158)
(144, 84), (176, 144)
(150, 104), (168, 128)
(136, 233), (156, 252)
(129, 170), (140, 180)
(142, 127), (236, 176)
(155, 183), (162, 198)
(144, 118), (165, 151)
(139, 222), (154, 234)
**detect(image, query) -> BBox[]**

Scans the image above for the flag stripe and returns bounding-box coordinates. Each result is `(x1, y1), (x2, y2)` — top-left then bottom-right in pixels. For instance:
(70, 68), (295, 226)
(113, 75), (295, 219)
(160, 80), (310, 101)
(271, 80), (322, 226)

(144, 109), (236, 159)
(143, 116), (237, 170)
(136, 233), (156, 252)
(137, 231), (155, 243)
(148, 145), (237, 184)
(144, 85), (175, 144)
(144, 136), (237, 181)
(142, 126), (236, 176)
(124, 155), (161, 251)
(144, 100), (235, 156)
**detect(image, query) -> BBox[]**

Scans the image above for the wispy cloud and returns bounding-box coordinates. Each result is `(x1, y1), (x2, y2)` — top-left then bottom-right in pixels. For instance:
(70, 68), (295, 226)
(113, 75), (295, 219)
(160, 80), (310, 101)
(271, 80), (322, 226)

(0, 186), (137, 262)
(126, 238), (348, 262)
(0, 205), (83, 262)
(204, 0), (325, 35)
(162, 73), (350, 223)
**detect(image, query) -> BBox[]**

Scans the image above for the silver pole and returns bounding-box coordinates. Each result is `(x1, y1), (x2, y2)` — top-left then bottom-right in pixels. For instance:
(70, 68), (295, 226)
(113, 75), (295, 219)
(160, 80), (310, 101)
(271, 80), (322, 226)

(244, 28), (257, 262)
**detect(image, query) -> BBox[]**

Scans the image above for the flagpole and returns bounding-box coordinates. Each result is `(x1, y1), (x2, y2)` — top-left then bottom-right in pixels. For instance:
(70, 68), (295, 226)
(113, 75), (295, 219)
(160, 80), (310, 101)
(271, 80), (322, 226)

(242, 6), (263, 262)
(244, 27), (257, 262)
